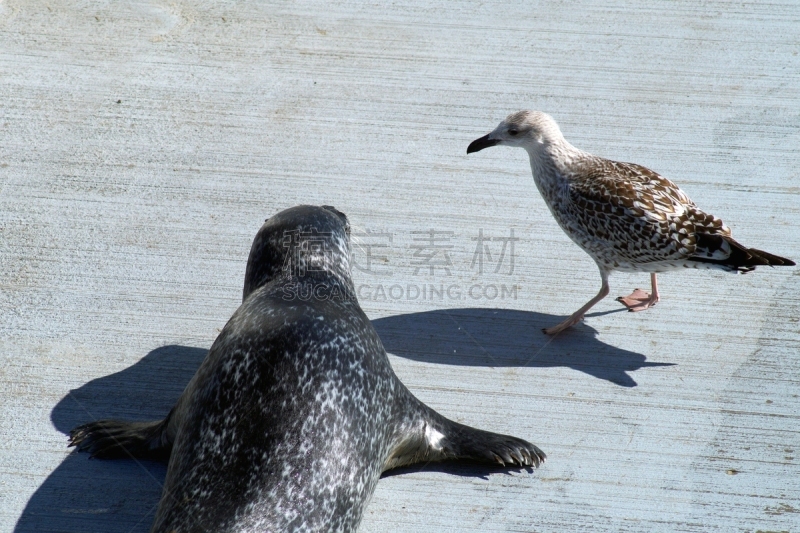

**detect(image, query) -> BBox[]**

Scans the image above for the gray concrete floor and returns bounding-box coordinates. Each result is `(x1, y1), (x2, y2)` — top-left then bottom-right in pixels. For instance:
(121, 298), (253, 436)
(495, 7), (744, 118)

(2, 1), (799, 532)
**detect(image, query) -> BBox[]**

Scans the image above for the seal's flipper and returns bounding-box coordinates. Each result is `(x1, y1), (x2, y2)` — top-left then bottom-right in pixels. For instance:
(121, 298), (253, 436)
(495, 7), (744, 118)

(69, 410), (174, 460)
(432, 417), (545, 468)
(384, 396), (545, 471)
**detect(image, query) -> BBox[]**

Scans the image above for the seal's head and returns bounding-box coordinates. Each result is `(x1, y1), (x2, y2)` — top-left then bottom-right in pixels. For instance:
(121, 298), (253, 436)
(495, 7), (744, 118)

(242, 205), (352, 301)
(466, 110), (567, 154)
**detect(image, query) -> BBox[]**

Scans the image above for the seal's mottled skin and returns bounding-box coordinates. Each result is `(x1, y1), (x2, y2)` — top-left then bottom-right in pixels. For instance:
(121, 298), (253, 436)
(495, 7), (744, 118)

(70, 205), (544, 533)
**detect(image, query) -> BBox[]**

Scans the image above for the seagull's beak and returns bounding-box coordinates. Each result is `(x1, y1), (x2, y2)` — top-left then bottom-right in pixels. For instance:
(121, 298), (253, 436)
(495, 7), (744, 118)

(467, 134), (499, 154)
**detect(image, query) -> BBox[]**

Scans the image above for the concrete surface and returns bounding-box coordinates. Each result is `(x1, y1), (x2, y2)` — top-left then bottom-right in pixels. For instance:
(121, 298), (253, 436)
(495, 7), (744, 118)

(1, 1), (799, 532)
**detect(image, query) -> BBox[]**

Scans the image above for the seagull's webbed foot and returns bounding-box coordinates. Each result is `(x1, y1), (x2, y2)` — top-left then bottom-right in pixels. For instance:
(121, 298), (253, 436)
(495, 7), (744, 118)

(616, 274), (660, 312)
(616, 288), (659, 312)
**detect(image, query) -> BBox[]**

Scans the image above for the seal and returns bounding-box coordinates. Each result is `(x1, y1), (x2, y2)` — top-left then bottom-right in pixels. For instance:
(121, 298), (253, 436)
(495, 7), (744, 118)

(70, 205), (545, 533)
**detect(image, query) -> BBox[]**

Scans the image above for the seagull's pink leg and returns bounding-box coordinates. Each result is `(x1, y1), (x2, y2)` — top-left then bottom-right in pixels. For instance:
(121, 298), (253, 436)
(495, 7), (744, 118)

(544, 270), (610, 335)
(616, 273), (660, 312)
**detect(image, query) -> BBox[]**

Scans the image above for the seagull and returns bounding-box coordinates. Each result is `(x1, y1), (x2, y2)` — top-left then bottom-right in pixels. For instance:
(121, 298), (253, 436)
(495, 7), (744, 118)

(467, 110), (795, 335)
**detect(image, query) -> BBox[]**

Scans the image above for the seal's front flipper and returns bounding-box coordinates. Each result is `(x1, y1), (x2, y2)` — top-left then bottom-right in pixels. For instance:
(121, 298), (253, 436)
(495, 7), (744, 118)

(69, 410), (174, 460)
(385, 397), (545, 471)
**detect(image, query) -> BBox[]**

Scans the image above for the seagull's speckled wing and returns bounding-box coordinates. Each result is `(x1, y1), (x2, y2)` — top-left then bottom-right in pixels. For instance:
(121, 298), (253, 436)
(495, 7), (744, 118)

(561, 157), (731, 268)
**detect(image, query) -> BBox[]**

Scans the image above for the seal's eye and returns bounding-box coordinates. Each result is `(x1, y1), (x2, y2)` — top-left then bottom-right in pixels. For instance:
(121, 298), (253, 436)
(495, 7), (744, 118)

(508, 129), (519, 136)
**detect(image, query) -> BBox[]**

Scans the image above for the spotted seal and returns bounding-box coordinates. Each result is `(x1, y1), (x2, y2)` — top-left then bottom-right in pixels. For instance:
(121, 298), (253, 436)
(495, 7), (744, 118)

(70, 204), (545, 533)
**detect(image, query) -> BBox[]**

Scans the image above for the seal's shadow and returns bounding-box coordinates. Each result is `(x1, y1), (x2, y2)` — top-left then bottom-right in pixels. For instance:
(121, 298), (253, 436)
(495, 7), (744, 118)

(14, 346), (207, 533)
(15, 310), (669, 533)
(372, 307), (671, 387)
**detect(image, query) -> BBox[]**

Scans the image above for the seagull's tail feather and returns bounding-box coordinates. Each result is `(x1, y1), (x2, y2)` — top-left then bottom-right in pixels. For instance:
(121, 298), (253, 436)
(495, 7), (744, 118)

(690, 233), (795, 273)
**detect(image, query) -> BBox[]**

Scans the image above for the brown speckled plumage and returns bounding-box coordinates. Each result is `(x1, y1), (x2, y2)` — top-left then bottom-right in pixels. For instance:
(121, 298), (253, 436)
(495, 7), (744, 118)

(468, 110), (794, 334)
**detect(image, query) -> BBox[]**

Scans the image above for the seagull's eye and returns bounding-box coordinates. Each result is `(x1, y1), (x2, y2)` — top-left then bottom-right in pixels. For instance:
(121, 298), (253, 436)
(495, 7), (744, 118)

(508, 129), (519, 136)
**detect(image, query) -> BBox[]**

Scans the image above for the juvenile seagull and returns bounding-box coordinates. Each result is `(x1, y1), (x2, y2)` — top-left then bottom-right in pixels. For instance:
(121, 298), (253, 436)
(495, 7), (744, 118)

(468, 110), (795, 335)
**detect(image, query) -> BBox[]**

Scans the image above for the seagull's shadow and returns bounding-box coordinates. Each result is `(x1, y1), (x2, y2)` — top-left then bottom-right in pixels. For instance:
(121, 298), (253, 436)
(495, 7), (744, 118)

(14, 309), (669, 533)
(372, 307), (672, 387)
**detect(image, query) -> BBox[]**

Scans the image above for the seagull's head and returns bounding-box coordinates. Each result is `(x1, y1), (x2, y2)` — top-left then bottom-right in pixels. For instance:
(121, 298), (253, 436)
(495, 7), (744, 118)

(467, 110), (565, 154)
